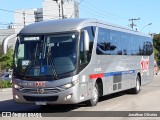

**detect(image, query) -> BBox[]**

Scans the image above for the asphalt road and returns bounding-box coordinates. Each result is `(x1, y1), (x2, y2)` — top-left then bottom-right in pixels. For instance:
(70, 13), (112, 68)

(0, 74), (160, 120)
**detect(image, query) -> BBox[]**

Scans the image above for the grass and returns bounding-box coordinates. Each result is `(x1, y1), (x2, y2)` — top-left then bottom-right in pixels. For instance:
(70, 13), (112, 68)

(0, 80), (12, 88)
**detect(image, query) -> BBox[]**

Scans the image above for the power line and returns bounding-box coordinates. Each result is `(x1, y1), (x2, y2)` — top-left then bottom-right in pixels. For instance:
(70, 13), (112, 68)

(80, 6), (110, 20)
(0, 15), (60, 26)
(0, 0), (80, 21)
(80, 5), (127, 23)
(0, 8), (55, 18)
(80, 5), (108, 18)
(70, 0), (85, 18)
(83, 0), (128, 19)
(81, 4), (125, 20)
(0, 8), (35, 16)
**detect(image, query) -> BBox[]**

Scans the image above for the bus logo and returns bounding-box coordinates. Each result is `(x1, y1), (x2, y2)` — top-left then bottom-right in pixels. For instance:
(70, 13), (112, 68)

(35, 81), (45, 87)
(37, 88), (45, 94)
(140, 57), (149, 75)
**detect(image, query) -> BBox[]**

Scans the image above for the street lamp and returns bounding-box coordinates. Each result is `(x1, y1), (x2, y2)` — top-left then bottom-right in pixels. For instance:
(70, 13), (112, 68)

(141, 23), (152, 32)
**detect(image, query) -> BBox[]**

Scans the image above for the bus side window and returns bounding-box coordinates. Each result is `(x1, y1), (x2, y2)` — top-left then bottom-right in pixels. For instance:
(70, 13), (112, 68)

(79, 26), (96, 70)
(110, 30), (121, 55)
(80, 32), (88, 69)
(80, 32), (85, 63)
(97, 28), (110, 55)
(121, 32), (131, 55)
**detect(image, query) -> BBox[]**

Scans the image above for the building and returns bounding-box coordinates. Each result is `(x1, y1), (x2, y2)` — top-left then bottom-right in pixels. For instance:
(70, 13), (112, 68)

(1, 0), (79, 50)
(14, 8), (43, 33)
(63, 0), (79, 18)
(43, 0), (79, 20)
(42, 0), (59, 20)
(14, 0), (79, 33)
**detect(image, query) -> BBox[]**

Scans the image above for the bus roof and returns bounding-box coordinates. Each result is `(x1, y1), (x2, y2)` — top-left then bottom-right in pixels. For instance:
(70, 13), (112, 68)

(19, 18), (151, 38)
(19, 18), (96, 34)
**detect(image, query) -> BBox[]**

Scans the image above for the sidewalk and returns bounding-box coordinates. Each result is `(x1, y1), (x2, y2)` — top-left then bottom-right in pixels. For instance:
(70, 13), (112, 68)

(0, 88), (12, 92)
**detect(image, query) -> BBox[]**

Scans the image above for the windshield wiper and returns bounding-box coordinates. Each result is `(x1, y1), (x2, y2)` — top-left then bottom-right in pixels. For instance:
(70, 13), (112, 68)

(47, 45), (59, 80)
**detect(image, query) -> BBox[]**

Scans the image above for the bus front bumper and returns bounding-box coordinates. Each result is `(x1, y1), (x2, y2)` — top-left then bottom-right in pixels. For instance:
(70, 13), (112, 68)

(12, 85), (80, 105)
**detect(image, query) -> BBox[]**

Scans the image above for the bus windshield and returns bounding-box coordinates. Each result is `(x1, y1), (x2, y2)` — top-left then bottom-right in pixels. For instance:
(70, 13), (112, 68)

(14, 32), (78, 79)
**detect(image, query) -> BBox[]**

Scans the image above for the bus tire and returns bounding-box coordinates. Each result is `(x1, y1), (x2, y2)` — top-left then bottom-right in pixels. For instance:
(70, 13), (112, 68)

(132, 75), (141, 94)
(87, 82), (99, 106)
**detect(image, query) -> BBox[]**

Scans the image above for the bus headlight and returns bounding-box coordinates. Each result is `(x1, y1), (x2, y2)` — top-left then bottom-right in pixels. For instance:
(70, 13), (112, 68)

(13, 84), (21, 89)
(63, 80), (78, 89)
(64, 83), (72, 89)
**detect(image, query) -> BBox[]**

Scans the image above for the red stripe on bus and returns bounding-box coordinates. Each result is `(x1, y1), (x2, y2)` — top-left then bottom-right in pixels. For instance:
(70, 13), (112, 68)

(89, 73), (104, 79)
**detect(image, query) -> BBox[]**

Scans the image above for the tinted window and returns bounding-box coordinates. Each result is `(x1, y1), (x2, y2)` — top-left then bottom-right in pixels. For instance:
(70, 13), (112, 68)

(130, 35), (138, 55)
(80, 26), (96, 70)
(84, 26), (96, 54)
(138, 36), (143, 55)
(145, 38), (153, 55)
(96, 28), (111, 55)
(130, 36), (153, 56)
(96, 27), (153, 56)
(110, 30), (121, 55)
(121, 32), (131, 55)
(5, 74), (9, 77)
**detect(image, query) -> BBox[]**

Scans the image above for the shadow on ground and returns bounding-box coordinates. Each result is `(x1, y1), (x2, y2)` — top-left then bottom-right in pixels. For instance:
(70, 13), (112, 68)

(0, 90), (132, 113)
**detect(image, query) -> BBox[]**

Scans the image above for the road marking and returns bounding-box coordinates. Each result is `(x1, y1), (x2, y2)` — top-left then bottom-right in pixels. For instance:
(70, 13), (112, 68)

(105, 103), (123, 111)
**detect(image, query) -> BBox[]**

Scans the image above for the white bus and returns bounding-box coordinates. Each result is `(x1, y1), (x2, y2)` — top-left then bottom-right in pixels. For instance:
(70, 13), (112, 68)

(5, 18), (154, 106)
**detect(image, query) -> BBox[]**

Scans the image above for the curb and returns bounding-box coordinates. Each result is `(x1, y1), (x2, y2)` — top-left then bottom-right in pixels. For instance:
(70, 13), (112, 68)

(0, 88), (12, 92)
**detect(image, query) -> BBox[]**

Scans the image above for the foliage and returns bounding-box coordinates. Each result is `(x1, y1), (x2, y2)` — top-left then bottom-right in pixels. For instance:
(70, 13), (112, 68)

(0, 45), (14, 70)
(0, 80), (12, 88)
(153, 34), (160, 65)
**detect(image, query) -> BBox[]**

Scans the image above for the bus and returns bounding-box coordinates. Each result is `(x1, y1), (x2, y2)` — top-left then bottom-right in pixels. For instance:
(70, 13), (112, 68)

(7, 18), (154, 106)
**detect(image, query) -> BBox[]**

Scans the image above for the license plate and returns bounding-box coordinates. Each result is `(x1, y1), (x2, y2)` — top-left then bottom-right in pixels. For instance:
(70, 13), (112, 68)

(35, 102), (47, 105)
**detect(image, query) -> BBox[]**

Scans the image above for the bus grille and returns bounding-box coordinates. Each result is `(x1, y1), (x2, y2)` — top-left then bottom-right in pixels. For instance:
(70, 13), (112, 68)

(20, 87), (65, 94)
(23, 96), (58, 101)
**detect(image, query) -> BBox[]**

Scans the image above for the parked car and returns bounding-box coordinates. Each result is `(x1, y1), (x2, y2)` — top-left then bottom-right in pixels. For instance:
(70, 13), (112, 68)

(1, 72), (12, 81)
(154, 61), (158, 75)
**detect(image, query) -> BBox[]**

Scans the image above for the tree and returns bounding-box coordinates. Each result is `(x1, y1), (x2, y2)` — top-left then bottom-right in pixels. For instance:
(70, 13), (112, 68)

(0, 44), (3, 55)
(153, 34), (160, 65)
(0, 45), (13, 71)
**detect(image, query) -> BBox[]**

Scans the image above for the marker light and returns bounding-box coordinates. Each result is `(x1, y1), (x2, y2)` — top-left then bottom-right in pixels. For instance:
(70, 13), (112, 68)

(66, 94), (72, 99)
(65, 94), (72, 100)
(15, 95), (19, 99)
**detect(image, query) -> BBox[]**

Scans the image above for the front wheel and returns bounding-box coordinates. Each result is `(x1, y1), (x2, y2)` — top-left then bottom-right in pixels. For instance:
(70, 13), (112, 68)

(131, 76), (141, 94)
(86, 82), (99, 106)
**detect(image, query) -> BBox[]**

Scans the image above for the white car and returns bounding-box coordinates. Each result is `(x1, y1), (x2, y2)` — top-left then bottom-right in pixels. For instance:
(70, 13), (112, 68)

(1, 72), (12, 81)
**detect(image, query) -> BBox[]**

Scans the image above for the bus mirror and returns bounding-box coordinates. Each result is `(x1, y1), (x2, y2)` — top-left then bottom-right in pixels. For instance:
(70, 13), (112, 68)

(3, 38), (8, 54)
(83, 30), (90, 51)
(2, 34), (17, 54)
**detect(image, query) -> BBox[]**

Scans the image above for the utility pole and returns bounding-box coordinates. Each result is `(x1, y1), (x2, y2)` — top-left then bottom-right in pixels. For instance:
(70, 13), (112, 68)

(129, 17), (140, 30)
(61, 0), (64, 19)
(57, 1), (61, 19)
(23, 10), (26, 26)
(54, 0), (65, 19)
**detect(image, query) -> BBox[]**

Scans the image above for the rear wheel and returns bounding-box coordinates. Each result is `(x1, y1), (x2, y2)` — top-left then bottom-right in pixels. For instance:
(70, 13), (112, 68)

(131, 75), (141, 94)
(87, 82), (99, 106)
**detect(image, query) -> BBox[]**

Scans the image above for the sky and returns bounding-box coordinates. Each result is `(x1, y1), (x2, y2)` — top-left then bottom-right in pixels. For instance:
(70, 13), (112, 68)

(0, 0), (159, 34)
